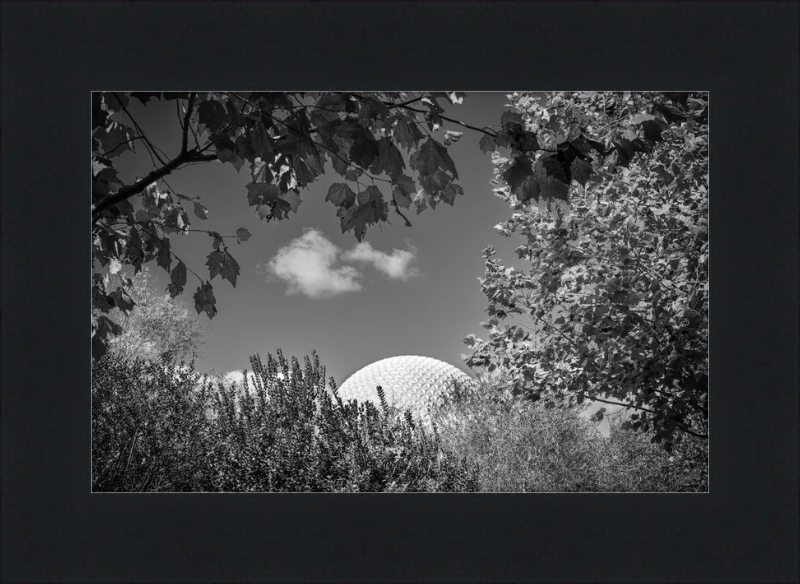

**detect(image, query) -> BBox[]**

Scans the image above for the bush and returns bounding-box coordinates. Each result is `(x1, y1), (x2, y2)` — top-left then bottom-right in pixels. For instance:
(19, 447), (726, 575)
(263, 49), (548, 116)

(91, 353), (213, 492)
(203, 351), (478, 492)
(430, 368), (707, 492)
(91, 351), (478, 492)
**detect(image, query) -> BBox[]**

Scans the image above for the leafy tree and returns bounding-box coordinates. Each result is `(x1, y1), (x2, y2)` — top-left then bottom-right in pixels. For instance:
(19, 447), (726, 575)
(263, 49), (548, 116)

(464, 91), (708, 449)
(103, 266), (206, 362)
(92, 91), (483, 360)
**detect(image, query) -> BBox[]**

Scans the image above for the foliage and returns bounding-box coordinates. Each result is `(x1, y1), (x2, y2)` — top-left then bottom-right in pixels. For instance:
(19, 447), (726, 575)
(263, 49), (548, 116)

(465, 91), (709, 449)
(204, 351), (478, 492)
(92, 91), (475, 360)
(102, 267), (206, 362)
(92, 353), (213, 492)
(91, 350), (478, 492)
(431, 367), (707, 491)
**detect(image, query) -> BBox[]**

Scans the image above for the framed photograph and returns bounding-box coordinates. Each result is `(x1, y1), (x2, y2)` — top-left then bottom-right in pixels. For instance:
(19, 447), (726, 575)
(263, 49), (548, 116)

(3, 1), (797, 582)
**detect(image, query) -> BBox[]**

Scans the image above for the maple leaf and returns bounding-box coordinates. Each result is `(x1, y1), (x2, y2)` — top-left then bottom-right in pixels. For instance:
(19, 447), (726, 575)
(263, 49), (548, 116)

(167, 261), (187, 297)
(370, 138), (405, 178)
(501, 156), (533, 193)
(193, 201), (209, 220)
(479, 134), (496, 153)
(156, 237), (172, 272)
(391, 175), (416, 209)
(220, 250), (240, 287)
(392, 118), (424, 150)
(246, 182), (280, 206)
(393, 186), (412, 208)
(629, 113), (656, 125)
(280, 191), (302, 214)
(93, 123), (134, 158)
(500, 110), (524, 133)
(326, 183), (356, 207)
(641, 119), (668, 143)
(340, 187), (387, 240)
(357, 185), (383, 207)
(330, 153), (350, 177)
(570, 158), (594, 186)
(291, 156), (316, 187)
(206, 250), (225, 281)
(410, 138), (458, 179)
(198, 99), (229, 133)
(348, 128), (380, 169)
(103, 92), (129, 112)
(236, 228), (251, 243)
(518, 131), (540, 153)
(194, 282), (218, 318)
(393, 174), (416, 198)
(516, 175), (541, 204)
(441, 181), (464, 205)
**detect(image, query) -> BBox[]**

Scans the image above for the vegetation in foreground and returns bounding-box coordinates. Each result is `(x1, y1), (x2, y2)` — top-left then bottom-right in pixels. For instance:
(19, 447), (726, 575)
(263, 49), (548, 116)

(92, 352), (706, 492)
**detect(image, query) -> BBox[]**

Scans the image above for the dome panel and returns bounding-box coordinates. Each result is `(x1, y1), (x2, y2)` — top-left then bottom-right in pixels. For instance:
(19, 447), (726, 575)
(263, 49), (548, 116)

(336, 355), (474, 421)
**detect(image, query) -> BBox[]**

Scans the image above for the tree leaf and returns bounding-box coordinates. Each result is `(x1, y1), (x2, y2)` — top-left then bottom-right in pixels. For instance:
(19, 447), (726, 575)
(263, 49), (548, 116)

(516, 175), (541, 204)
(93, 123), (134, 158)
(103, 92), (129, 112)
(198, 99), (229, 133)
(393, 174), (416, 197)
(410, 138), (458, 179)
(570, 158), (594, 186)
(326, 183), (356, 207)
(370, 138), (405, 178)
(641, 119), (668, 143)
(206, 249), (225, 281)
(167, 261), (187, 297)
(392, 118), (424, 150)
(500, 110), (524, 132)
(220, 251), (240, 287)
(156, 237), (172, 273)
(348, 128), (380, 169)
(246, 182), (280, 206)
(630, 113), (656, 125)
(479, 134), (496, 153)
(236, 228), (251, 243)
(501, 156), (533, 193)
(193, 282), (217, 318)
(443, 130), (464, 146)
(393, 185), (412, 208)
(193, 201), (209, 220)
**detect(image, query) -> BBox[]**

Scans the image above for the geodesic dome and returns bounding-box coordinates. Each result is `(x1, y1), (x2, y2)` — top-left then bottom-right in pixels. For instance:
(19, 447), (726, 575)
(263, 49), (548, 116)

(335, 355), (475, 422)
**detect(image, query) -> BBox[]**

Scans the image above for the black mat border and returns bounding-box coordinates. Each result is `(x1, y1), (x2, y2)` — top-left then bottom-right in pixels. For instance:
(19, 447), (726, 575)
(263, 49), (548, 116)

(2, 1), (798, 582)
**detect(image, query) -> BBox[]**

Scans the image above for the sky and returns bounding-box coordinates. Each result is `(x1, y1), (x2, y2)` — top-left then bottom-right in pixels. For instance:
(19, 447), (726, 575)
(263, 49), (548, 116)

(109, 91), (620, 431)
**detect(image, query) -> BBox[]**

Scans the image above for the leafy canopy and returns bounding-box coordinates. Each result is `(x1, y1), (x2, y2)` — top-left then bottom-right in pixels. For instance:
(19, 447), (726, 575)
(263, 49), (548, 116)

(92, 91), (474, 360)
(465, 91), (708, 448)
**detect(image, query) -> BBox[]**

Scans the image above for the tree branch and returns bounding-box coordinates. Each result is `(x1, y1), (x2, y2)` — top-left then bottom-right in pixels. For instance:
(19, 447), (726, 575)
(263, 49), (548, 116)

(181, 92), (196, 155)
(92, 149), (217, 222)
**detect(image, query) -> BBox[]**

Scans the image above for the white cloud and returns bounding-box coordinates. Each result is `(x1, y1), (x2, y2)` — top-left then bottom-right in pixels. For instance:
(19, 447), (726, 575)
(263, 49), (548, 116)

(266, 229), (418, 298)
(266, 229), (362, 299)
(342, 241), (418, 280)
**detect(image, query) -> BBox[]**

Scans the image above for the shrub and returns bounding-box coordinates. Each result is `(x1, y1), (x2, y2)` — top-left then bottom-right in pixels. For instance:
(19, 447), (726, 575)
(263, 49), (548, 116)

(92, 350), (478, 492)
(430, 367), (707, 492)
(91, 353), (213, 492)
(203, 351), (478, 492)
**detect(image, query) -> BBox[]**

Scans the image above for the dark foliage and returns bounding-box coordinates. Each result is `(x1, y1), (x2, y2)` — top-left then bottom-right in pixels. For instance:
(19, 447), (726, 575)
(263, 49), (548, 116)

(92, 351), (478, 492)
